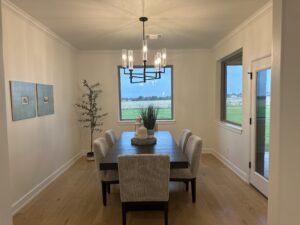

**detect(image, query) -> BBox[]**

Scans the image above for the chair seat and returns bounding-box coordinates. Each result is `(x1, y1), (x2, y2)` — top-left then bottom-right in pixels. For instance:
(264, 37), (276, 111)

(170, 168), (194, 180)
(101, 170), (119, 182)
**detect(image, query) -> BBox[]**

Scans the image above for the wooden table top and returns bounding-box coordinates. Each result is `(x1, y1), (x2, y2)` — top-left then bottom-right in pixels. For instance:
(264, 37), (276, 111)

(100, 131), (189, 170)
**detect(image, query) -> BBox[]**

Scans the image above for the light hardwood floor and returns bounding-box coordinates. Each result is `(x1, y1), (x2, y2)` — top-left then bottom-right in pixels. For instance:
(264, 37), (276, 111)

(14, 154), (267, 225)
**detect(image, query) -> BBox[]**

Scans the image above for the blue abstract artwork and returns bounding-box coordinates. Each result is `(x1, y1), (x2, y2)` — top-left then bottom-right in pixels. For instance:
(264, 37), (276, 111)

(10, 81), (37, 121)
(37, 84), (54, 117)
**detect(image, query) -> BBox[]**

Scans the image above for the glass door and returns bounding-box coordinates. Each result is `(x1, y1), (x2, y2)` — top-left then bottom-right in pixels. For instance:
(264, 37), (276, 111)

(255, 69), (271, 179)
(250, 56), (271, 197)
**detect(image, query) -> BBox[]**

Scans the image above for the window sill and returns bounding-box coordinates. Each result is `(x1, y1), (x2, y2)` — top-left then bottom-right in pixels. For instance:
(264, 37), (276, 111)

(217, 121), (243, 134)
(118, 120), (176, 125)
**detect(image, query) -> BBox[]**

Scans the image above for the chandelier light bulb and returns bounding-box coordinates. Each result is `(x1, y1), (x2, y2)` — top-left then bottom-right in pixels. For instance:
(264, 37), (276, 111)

(157, 52), (162, 66)
(128, 50), (134, 70)
(142, 40), (148, 61)
(162, 48), (167, 67)
(122, 49), (127, 68)
(154, 54), (160, 71)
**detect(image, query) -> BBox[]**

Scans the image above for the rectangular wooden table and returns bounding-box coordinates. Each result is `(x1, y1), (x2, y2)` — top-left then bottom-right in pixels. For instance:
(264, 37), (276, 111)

(100, 131), (189, 170)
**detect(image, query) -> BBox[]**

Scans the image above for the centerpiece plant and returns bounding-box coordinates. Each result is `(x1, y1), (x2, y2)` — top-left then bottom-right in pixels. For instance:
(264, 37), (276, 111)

(140, 105), (158, 134)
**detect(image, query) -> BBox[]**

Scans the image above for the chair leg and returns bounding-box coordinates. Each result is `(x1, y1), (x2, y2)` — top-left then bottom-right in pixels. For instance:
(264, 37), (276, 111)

(122, 203), (127, 225)
(191, 178), (196, 203)
(185, 181), (189, 192)
(164, 202), (168, 225)
(107, 184), (111, 194)
(101, 181), (107, 206)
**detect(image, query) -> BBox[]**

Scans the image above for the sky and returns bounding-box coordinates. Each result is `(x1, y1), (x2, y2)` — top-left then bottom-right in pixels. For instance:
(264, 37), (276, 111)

(120, 67), (172, 98)
(226, 65), (243, 94)
(257, 68), (272, 96)
(120, 66), (271, 98)
(227, 66), (271, 95)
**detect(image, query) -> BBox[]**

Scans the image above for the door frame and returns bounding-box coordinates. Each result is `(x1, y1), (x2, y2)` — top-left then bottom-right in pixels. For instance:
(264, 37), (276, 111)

(249, 55), (272, 197)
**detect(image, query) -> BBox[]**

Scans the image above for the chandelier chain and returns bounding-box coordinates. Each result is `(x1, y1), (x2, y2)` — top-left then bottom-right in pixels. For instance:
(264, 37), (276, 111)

(121, 3), (167, 83)
(142, 0), (145, 17)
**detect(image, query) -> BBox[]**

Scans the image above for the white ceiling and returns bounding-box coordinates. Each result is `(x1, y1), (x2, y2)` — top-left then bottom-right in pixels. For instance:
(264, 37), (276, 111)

(9, 0), (269, 50)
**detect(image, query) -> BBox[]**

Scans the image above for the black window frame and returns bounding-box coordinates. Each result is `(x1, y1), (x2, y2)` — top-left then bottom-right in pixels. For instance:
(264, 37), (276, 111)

(118, 65), (174, 121)
(220, 49), (243, 126)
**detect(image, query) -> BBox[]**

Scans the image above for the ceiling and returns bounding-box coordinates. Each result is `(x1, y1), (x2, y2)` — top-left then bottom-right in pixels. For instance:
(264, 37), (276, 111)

(9, 0), (269, 50)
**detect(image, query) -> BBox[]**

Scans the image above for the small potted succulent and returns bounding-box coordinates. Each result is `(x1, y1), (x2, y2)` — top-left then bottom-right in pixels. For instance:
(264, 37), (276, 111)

(140, 105), (158, 135)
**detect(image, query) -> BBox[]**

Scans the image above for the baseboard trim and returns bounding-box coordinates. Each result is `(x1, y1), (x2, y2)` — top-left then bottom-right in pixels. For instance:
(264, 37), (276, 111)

(202, 148), (213, 154)
(11, 152), (83, 215)
(81, 149), (90, 155)
(210, 149), (248, 183)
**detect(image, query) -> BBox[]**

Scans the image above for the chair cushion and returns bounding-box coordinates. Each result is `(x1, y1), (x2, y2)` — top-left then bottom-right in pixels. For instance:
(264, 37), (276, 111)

(179, 129), (192, 152)
(118, 154), (170, 202)
(105, 129), (117, 147)
(170, 168), (194, 180)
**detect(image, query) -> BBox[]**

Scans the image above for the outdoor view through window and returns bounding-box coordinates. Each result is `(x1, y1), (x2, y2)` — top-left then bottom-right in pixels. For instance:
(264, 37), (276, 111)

(222, 51), (243, 125)
(119, 66), (173, 121)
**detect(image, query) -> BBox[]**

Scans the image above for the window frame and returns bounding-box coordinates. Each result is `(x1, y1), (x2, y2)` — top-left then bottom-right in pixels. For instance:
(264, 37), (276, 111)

(220, 50), (243, 127)
(118, 65), (174, 121)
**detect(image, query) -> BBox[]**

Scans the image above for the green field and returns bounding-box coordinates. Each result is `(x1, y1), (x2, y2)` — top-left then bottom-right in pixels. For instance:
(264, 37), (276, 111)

(226, 106), (243, 125)
(122, 101), (270, 152)
(226, 105), (270, 151)
(121, 108), (172, 120)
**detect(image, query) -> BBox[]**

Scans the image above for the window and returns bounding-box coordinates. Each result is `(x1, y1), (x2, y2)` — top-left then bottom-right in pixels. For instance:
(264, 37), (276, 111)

(221, 50), (243, 126)
(118, 66), (173, 121)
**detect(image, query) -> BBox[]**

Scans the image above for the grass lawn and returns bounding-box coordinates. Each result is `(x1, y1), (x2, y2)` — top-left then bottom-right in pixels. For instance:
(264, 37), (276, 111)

(122, 105), (270, 152)
(121, 108), (172, 120)
(226, 106), (243, 125)
(226, 105), (270, 152)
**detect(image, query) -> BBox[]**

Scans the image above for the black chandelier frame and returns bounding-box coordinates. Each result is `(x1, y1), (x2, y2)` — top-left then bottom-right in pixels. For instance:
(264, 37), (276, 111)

(121, 16), (166, 84)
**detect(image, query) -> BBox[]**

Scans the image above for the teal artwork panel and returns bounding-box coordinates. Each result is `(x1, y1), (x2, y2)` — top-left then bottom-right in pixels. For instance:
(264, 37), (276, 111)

(37, 84), (54, 116)
(10, 81), (37, 121)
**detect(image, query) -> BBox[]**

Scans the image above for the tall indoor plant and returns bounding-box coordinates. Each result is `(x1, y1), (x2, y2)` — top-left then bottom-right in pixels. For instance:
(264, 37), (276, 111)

(140, 105), (158, 135)
(76, 80), (108, 159)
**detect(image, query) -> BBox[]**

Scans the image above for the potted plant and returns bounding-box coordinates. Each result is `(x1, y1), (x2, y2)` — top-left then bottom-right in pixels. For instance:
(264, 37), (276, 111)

(140, 105), (158, 135)
(75, 80), (108, 160)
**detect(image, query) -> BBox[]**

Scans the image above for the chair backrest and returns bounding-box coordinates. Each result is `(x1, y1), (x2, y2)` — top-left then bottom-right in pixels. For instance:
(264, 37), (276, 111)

(93, 137), (109, 177)
(118, 154), (170, 202)
(185, 135), (203, 177)
(104, 129), (117, 147)
(179, 129), (192, 152)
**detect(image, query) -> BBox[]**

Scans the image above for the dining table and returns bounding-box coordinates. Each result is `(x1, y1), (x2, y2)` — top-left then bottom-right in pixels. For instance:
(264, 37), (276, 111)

(100, 131), (189, 171)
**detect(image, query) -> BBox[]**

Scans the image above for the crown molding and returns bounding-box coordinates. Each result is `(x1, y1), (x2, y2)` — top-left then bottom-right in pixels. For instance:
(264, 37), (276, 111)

(1, 0), (272, 53)
(2, 0), (78, 52)
(78, 48), (212, 55)
(213, 1), (273, 50)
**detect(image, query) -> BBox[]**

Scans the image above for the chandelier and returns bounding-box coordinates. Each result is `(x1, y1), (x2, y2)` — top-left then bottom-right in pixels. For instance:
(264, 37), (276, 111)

(121, 16), (167, 83)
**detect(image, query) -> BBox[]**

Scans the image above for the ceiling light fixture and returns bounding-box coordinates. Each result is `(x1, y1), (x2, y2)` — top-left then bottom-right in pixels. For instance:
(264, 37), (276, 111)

(121, 15), (167, 83)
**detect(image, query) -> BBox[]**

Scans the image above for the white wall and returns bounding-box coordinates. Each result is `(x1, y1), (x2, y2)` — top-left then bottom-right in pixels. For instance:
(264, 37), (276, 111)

(268, 0), (300, 224)
(76, 50), (215, 153)
(0, 1), (13, 224)
(0, 0), (274, 217)
(212, 3), (272, 181)
(2, 2), (80, 211)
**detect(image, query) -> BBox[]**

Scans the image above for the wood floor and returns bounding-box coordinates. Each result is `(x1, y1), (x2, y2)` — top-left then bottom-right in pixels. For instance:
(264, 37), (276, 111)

(14, 155), (267, 225)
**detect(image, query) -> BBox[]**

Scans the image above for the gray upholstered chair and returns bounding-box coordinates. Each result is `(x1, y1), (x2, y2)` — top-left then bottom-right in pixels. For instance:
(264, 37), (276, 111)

(104, 129), (118, 147)
(118, 154), (170, 225)
(170, 135), (202, 203)
(93, 137), (119, 206)
(178, 129), (192, 152)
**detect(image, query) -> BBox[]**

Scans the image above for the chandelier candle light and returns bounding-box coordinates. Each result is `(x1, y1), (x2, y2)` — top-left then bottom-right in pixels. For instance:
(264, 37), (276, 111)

(121, 17), (167, 83)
